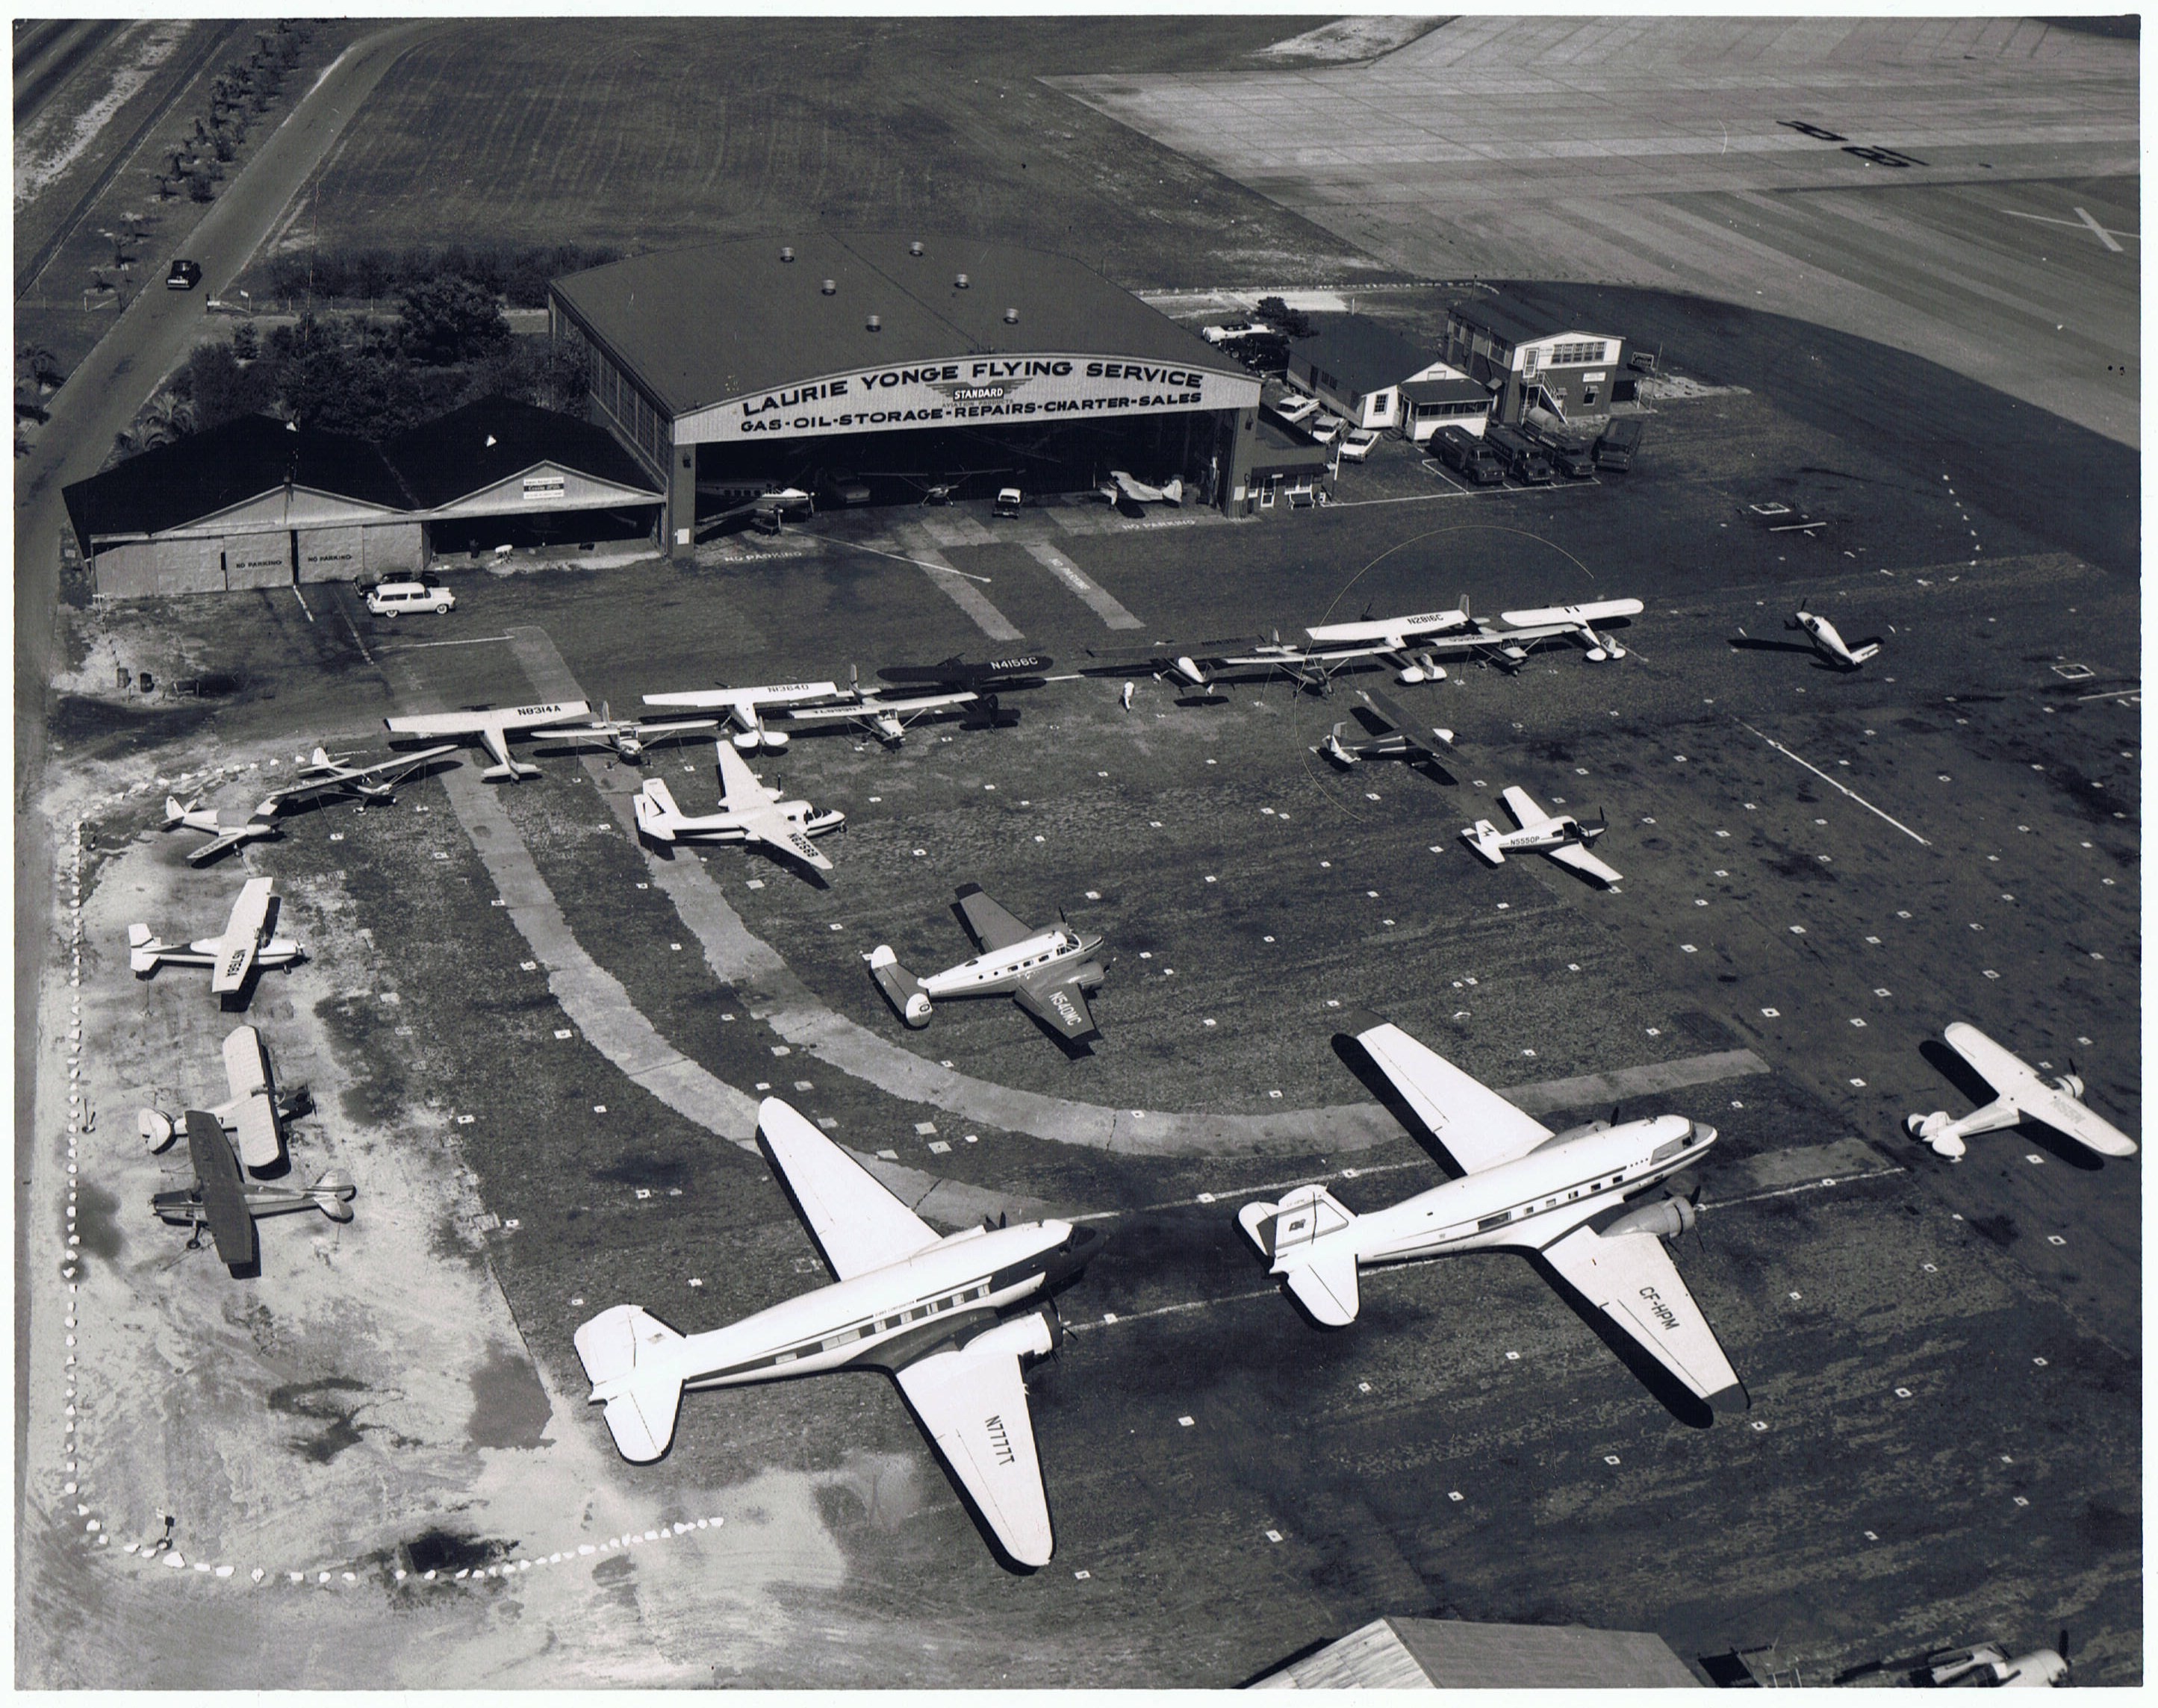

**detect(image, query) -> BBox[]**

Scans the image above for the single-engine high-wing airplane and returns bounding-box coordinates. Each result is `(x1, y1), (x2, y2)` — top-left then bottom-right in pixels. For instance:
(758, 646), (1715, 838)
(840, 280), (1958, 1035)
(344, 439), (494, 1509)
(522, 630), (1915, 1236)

(878, 653), (1053, 692)
(1924, 1638), (2071, 1689)
(383, 701), (592, 781)
(536, 702), (718, 762)
(162, 795), (282, 864)
(1906, 1021), (2137, 1161)
(1789, 605), (1879, 668)
(869, 885), (1107, 1043)
(138, 1023), (305, 1170)
(1101, 470), (1182, 508)
(632, 741), (845, 873)
(1304, 605), (1477, 682)
(261, 744), (458, 811)
(575, 1097), (1105, 1567)
(128, 876), (302, 995)
(1463, 787), (1622, 887)
(1315, 687), (1456, 770)
(778, 667), (983, 748)
(151, 1109), (352, 1274)
(640, 680), (845, 749)
(1237, 1018), (1747, 1418)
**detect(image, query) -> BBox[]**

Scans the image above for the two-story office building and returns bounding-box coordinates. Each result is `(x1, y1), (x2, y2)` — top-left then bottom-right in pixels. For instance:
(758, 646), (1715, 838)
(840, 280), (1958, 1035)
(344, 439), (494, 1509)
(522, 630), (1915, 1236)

(1442, 300), (1634, 426)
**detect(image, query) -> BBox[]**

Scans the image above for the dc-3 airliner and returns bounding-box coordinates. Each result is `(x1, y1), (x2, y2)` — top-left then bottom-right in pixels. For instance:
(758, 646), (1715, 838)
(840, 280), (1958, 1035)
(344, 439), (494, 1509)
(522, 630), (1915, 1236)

(632, 741), (845, 873)
(1462, 787), (1623, 887)
(869, 885), (1107, 1043)
(129, 876), (302, 996)
(1237, 1019), (1747, 1418)
(576, 1098), (1105, 1567)
(1907, 1022), (2138, 1161)
(385, 701), (592, 780)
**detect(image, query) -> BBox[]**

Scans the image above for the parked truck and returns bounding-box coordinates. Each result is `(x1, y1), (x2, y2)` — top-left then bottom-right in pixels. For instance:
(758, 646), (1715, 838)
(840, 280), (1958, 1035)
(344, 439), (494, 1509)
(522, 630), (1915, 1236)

(1593, 417), (1645, 473)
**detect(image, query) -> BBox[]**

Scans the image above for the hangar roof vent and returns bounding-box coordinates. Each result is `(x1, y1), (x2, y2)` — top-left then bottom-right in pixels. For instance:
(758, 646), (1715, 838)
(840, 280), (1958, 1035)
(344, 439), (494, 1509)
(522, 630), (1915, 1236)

(780, 246), (795, 263)
(954, 272), (970, 289)
(821, 278), (836, 295)
(1004, 308), (1019, 324)
(909, 240), (923, 256)
(867, 314), (882, 331)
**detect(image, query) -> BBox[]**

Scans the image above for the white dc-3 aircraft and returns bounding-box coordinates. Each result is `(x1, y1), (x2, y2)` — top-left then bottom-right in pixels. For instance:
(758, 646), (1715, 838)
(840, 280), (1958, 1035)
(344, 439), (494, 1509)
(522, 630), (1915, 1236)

(1463, 787), (1623, 887)
(641, 680), (845, 749)
(128, 876), (302, 994)
(538, 702), (718, 762)
(1315, 687), (1455, 769)
(1907, 1022), (2137, 1162)
(1789, 605), (1879, 669)
(162, 794), (282, 864)
(1237, 1020), (1747, 1416)
(139, 1023), (298, 1170)
(576, 1097), (1106, 1567)
(632, 741), (845, 873)
(265, 743), (458, 808)
(384, 701), (592, 780)
(777, 667), (980, 748)
(869, 884), (1107, 1042)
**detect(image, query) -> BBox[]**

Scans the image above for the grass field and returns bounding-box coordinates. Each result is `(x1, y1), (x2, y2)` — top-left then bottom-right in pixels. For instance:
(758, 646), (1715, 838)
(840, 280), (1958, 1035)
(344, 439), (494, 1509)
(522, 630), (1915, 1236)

(245, 17), (1393, 293)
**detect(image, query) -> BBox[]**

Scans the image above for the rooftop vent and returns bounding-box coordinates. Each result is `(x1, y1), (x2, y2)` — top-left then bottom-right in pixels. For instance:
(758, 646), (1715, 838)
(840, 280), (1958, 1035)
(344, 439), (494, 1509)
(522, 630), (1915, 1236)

(821, 278), (836, 295)
(780, 246), (795, 263)
(908, 240), (924, 257)
(1004, 308), (1019, 324)
(866, 314), (881, 332)
(954, 272), (970, 290)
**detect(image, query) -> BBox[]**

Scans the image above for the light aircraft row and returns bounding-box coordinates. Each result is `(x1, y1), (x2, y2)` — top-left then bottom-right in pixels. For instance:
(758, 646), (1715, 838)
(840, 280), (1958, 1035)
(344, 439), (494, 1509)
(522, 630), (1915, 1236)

(162, 744), (455, 862)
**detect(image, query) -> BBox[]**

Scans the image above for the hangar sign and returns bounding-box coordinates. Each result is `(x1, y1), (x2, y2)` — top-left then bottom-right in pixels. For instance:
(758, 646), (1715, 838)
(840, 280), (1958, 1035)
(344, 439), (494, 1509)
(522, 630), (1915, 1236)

(678, 353), (1258, 443)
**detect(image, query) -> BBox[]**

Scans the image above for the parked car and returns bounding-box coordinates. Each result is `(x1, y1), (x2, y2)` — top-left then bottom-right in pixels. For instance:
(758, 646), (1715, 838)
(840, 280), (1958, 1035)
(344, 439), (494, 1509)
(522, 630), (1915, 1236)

(994, 486), (1024, 517)
(1484, 423), (1554, 484)
(364, 579), (455, 616)
(1274, 393), (1320, 425)
(1337, 429), (1379, 462)
(1307, 416), (1343, 446)
(1593, 417), (1645, 472)
(1202, 320), (1274, 343)
(164, 258), (202, 290)
(1431, 426), (1506, 486)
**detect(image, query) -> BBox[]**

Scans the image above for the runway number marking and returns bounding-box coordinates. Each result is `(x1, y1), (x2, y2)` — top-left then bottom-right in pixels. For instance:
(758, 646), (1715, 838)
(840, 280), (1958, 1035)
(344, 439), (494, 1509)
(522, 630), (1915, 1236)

(1736, 721), (1931, 846)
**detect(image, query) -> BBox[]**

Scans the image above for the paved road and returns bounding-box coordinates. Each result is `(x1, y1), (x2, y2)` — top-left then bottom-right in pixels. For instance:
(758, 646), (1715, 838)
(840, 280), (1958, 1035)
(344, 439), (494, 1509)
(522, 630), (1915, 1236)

(11, 19), (126, 128)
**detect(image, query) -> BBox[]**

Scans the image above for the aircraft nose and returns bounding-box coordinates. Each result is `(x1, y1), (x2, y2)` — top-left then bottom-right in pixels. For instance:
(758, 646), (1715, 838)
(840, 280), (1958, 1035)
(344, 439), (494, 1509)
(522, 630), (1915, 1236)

(1690, 1121), (1718, 1149)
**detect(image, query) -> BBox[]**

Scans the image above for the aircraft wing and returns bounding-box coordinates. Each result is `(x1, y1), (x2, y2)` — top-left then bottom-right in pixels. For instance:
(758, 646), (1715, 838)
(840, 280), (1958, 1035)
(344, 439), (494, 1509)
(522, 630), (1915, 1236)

(219, 1025), (282, 1169)
(1357, 689), (1450, 759)
(210, 879), (275, 994)
(386, 702), (589, 738)
(1355, 1021), (1552, 1175)
(184, 827), (252, 865)
(1544, 841), (1624, 887)
(892, 1344), (1053, 1567)
(1498, 597), (1645, 631)
(185, 1110), (258, 1269)
(954, 884), (1036, 952)
(783, 691), (974, 726)
(358, 741), (459, 779)
(757, 1098), (941, 1280)
(1014, 972), (1098, 1040)
(2019, 1084), (2138, 1156)
(736, 804), (835, 872)
(712, 740), (771, 807)
(1536, 1221), (1748, 1412)
(1499, 787), (1552, 829)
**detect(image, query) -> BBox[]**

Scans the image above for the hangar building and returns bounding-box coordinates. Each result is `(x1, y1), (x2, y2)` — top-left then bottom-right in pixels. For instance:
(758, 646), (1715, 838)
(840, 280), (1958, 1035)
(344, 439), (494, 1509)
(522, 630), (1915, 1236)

(547, 234), (1265, 554)
(64, 399), (662, 598)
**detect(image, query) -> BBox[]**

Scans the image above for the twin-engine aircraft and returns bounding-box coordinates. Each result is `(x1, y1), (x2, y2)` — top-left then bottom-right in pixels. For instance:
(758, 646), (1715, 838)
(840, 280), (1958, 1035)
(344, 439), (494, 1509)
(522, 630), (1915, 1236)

(641, 681), (845, 750)
(1788, 605), (1880, 669)
(385, 701), (592, 780)
(161, 795), (282, 864)
(869, 885), (1107, 1043)
(128, 876), (302, 996)
(151, 1109), (353, 1274)
(576, 1097), (1105, 1568)
(632, 741), (845, 873)
(138, 1023), (303, 1171)
(1908, 1022), (2137, 1161)
(538, 702), (718, 762)
(1237, 1019), (1747, 1418)
(1462, 787), (1623, 887)
(1314, 687), (1456, 770)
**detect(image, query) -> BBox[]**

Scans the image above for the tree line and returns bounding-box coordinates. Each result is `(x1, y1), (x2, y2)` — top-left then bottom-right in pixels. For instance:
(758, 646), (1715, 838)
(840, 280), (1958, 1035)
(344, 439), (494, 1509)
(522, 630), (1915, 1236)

(261, 242), (625, 311)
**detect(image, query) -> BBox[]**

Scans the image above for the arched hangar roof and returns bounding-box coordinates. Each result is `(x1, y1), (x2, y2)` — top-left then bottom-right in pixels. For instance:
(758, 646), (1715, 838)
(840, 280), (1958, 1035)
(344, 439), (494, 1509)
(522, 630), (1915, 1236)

(550, 232), (1245, 417)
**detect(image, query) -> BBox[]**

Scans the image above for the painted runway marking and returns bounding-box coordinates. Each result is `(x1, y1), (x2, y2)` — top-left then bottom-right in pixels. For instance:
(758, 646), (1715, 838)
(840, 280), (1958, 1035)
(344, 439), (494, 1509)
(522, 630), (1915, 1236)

(2000, 207), (2137, 247)
(379, 634), (513, 651)
(2074, 206), (2127, 252)
(1022, 541), (1143, 629)
(1737, 721), (1931, 847)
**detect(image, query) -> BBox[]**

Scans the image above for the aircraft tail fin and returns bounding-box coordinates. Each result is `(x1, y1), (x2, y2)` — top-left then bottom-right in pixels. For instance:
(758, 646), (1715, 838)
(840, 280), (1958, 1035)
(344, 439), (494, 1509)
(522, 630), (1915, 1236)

(632, 780), (680, 841)
(1461, 821), (1507, 864)
(1236, 1185), (1361, 1325)
(163, 796), (190, 826)
(868, 944), (933, 1026)
(128, 924), (162, 973)
(574, 1304), (688, 1462)
(311, 1169), (357, 1221)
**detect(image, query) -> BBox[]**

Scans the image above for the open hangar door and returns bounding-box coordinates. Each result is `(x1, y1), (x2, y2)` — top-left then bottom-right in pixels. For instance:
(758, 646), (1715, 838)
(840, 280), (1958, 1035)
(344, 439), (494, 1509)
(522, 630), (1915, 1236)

(691, 408), (1237, 517)
(426, 503), (662, 560)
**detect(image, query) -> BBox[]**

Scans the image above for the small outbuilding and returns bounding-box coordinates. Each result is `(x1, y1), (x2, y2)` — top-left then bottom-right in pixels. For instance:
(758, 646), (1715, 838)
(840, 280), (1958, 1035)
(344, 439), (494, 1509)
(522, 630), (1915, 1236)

(1249, 1615), (1703, 1689)
(1443, 298), (1633, 426)
(1398, 375), (1497, 443)
(1284, 312), (1471, 434)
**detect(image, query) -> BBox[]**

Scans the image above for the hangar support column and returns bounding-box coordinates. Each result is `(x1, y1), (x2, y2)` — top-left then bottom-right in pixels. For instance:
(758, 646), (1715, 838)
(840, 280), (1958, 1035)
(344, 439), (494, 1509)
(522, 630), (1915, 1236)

(1222, 406), (1260, 514)
(667, 445), (697, 559)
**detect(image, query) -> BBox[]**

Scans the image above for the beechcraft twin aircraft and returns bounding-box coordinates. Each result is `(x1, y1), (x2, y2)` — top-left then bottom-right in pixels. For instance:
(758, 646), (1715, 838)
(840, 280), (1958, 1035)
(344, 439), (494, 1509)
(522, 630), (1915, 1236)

(1907, 1022), (2138, 1162)
(129, 876), (302, 997)
(1463, 787), (1623, 887)
(1238, 1020), (1747, 1418)
(641, 680), (845, 749)
(870, 884), (1107, 1044)
(576, 1097), (1104, 1567)
(632, 741), (845, 873)
(385, 701), (592, 780)
(151, 1109), (352, 1274)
